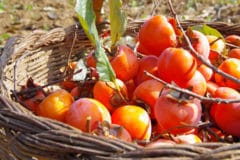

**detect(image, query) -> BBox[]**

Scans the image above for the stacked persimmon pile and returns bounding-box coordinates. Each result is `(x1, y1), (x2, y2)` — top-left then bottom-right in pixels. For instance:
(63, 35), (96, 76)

(18, 15), (240, 146)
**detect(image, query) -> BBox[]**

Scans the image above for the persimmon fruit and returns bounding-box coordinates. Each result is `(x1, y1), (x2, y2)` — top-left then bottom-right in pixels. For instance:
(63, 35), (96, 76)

(214, 58), (240, 89)
(111, 45), (139, 82)
(112, 105), (152, 141)
(37, 89), (74, 122)
(65, 98), (111, 132)
(137, 15), (177, 56)
(157, 47), (197, 87)
(93, 79), (128, 113)
(154, 90), (202, 134)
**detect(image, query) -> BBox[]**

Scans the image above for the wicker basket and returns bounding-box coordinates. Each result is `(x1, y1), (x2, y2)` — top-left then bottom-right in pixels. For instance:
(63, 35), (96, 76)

(0, 20), (240, 160)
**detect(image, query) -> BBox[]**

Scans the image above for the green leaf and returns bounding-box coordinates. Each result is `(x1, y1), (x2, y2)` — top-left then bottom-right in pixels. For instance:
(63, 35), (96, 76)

(95, 45), (116, 82)
(109, 0), (126, 47)
(75, 0), (99, 46)
(191, 24), (224, 38)
(75, 0), (116, 82)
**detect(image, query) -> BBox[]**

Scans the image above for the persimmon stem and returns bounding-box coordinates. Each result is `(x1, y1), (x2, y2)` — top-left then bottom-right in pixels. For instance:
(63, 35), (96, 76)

(86, 116), (92, 133)
(226, 42), (240, 49)
(205, 127), (224, 142)
(107, 80), (128, 104)
(63, 24), (78, 77)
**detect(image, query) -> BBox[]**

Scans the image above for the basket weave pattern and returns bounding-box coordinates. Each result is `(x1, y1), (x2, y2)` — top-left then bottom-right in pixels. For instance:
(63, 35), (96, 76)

(0, 20), (240, 160)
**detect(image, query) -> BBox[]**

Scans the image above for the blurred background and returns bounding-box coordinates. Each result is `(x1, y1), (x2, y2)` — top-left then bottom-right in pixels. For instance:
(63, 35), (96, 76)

(0, 0), (239, 47)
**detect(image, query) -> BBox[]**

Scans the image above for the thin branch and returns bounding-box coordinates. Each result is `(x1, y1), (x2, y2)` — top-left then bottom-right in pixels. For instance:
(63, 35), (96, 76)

(63, 24), (78, 77)
(168, 0), (240, 86)
(12, 69), (83, 97)
(226, 42), (240, 49)
(151, 0), (160, 16)
(144, 71), (240, 103)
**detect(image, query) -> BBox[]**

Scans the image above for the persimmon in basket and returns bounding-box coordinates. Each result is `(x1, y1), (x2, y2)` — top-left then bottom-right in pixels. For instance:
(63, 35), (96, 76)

(137, 15), (177, 56)
(36, 89), (74, 122)
(154, 89), (202, 134)
(65, 98), (111, 132)
(112, 105), (152, 141)
(210, 87), (240, 137)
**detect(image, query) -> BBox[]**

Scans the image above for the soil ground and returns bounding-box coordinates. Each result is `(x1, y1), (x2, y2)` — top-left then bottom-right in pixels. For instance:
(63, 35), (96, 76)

(0, 0), (240, 47)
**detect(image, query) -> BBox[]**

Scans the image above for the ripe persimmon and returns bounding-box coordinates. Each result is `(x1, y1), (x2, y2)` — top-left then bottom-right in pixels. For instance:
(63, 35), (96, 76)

(228, 48), (240, 59)
(187, 30), (210, 64)
(154, 89), (202, 134)
(214, 58), (240, 89)
(93, 79), (128, 113)
(210, 87), (240, 137)
(111, 105), (152, 141)
(111, 45), (139, 82)
(225, 35), (240, 47)
(134, 55), (158, 86)
(65, 98), (111, 132)
(22, 93), (45, 113)
(146, 139), (176, 148)
(19, 78), (45, 113)
(60, 81), (77, 92)
(206, 81), (219, 96)
(86, 50), (97, 68)
(210, 87), (240, 122)
(197, 62), (213, 81)
(173, 134), (202, 144)
(137, 15), (177, 56)
(182, 70), (207, 96)
(132, 79), (164, 119)
(70, 86), (81, 99)
(206, 35), (225, 65)
(37, 89), (74, 122)
(124, 79), (136, 100)
(157, 47), (197, 87)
